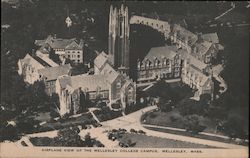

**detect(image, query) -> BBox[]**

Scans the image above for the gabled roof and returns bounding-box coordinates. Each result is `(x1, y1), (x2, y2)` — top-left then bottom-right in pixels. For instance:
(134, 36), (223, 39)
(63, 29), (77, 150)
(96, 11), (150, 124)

(20, 54), (45, 69)
(194, 40), (213, 55)
(58, 74), (109, 92)
(188, 66), (210, 87)
(201, 33), (219, 44)
(36, 51), (59, 67)
(178, 48), (207, 71)
(173, 24), (198, 46)
(35, 35), (77, 50)
(38, 64), (71, 81)
(143, 46), (177, 62)
(65, 41), (82, 50)
(94, 51), (108, 70)
(100, 63), (119, 84)
(47, 38), (76, 49)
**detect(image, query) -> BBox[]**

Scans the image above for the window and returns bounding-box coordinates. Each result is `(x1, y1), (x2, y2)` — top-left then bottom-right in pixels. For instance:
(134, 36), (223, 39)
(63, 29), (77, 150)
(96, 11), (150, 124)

(68, 55), (70, 58)
(89, 93), (96, 99)
(155, 59), (158, 67)
(77, 51), (80, 54)
(72, 51), (75, 53)
(78, 60), (80, 63)
(116, 82), (121, 89)
(77, 55), (80, 58)
(128, 88), (133, 101)
(103, 92), (109, 98)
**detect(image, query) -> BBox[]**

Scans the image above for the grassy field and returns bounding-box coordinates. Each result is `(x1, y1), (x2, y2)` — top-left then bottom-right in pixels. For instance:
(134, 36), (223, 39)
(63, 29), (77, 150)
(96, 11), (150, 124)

(142, 109), (220, 134)
(119, 133), (217, 148)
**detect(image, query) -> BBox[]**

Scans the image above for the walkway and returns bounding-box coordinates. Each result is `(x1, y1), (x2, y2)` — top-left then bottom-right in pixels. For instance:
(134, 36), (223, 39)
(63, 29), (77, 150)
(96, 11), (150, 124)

(102, 106), (247, 149)
(214, 2), (235, 20)
(14, 105), (247, 149)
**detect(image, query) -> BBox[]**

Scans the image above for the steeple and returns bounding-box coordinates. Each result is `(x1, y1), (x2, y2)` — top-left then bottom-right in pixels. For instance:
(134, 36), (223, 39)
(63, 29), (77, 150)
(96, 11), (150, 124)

(108, 4), (130, 74)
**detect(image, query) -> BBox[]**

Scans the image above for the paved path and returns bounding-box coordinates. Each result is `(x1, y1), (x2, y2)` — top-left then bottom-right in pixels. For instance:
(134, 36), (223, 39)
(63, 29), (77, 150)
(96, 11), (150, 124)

(214, 3), (235, 20)
(14, 105), (247, 149)
(102, 106), (247, 149)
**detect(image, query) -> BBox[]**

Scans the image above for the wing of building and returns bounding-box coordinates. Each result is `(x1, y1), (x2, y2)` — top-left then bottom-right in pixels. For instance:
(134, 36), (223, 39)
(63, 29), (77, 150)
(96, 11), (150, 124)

(35, 35), (84, 64)
(17, 52), (71, 96)
(55, 52), (136, 116)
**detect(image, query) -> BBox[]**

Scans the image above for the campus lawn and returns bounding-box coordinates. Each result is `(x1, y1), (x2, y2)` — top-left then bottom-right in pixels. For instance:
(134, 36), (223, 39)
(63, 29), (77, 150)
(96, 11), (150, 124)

(142, 109), (219, 134)
(119, 133), (217, 148)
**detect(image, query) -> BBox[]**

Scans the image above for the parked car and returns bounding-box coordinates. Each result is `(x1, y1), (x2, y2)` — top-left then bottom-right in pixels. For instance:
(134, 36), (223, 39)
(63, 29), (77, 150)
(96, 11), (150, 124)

(112, 129), (118, 133)
(119, 128), (127, 132)
(130, 128), (137, 133)
(138, 130), (146, 135)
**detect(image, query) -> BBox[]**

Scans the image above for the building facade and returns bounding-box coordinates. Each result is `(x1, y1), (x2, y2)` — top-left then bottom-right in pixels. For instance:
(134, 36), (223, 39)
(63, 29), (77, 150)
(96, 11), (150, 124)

(137, 46), (182, 84)
(38, 64), (72, 96)
(55, 52), (136, 116)
(108, 4), (130, 73)
(35, 35), (84, 64)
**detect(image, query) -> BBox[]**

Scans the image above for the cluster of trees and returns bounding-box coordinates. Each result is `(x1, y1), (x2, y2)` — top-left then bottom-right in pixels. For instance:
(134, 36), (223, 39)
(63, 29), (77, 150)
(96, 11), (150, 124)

(93, 106), (122, 122)
(30, 127), (104, 147)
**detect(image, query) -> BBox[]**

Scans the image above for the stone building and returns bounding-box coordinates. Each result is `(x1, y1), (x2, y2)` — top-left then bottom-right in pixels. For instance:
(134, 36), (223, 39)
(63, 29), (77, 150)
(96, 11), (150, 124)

(35, 35), (84, 64)
(17, 53), (58, 84)
(38, 64), (72, 96)
(55, 52), (136, 116)
(108, 4), (130, 73)
(179, 48), (214, 100)
(137, 46), (182, 84)
(17, 53), (71, 96)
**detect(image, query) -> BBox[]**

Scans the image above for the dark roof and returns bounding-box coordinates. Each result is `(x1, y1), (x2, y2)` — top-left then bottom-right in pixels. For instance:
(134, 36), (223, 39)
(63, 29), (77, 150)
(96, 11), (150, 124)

(32, 55), (51, 67)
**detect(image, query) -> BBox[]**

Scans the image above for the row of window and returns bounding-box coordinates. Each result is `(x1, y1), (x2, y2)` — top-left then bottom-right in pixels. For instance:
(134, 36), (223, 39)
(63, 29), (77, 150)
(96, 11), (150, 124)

(66, 51), (81, 54)
(68, 54), (81, 58)
(136, 19), (165, 29)
(89, 92), (109, 100)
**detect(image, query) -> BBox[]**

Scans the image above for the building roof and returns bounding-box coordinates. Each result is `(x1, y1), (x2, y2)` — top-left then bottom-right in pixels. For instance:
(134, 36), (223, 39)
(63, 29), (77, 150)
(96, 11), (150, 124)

(172, 24), (198, 46)
(100, 63), (119, 84)
(194, 40), (213, 56)
(58, 74), (109, 92)
(36, 51), (59, 67)
(188, 66), (210, 87)
(65, 41), (82, 50)
(94, 51), (108, 70)
(178, 48), (207, 71)
(143, 46), (177, 62)
(38, 64), (71, 81)
(201, 33), (219, 44)
(35, 35), (78, 50)
(20, 54), (45, 70)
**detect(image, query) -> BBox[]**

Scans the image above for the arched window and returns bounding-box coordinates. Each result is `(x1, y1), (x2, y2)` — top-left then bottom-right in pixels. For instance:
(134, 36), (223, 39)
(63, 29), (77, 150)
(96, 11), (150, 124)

(116, 81), (121, 89)
(155, 59), (158, 67)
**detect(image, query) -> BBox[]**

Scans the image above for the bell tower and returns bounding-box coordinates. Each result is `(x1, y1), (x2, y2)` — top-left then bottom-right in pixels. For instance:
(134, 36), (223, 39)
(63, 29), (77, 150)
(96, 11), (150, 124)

(108, 4), (130, 74)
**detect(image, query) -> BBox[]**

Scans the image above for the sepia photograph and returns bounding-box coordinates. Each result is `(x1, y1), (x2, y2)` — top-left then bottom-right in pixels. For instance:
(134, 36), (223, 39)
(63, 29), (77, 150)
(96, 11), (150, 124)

(1, 0), (249, 157)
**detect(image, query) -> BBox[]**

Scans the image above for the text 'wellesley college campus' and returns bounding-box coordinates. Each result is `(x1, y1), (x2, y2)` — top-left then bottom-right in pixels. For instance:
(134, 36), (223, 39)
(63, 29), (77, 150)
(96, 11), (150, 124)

(1, 1), (249, 150)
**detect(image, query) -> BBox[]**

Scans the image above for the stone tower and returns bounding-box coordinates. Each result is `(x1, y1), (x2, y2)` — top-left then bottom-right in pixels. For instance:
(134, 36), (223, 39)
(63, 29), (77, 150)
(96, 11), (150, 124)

(108, 4), (130, 74)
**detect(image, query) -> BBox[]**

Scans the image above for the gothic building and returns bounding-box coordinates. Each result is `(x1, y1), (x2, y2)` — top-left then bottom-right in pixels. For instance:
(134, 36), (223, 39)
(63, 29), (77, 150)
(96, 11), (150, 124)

(108, 4), (130, 74)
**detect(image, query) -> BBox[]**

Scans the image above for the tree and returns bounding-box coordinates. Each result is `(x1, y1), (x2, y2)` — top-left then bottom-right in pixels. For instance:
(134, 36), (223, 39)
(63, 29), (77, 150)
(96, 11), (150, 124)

(184, 114), (206, 134)
(222, 115), (248, 139)
(53, 127), (84, 147)
(157, 98), (173, 112)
